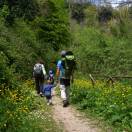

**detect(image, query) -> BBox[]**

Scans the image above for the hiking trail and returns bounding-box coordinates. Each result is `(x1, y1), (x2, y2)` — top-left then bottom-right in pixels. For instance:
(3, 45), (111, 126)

(52, 96), (103, 132)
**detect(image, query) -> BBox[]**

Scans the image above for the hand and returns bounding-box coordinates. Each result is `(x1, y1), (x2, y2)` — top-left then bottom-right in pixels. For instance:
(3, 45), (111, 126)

(44, 75), (48, 80)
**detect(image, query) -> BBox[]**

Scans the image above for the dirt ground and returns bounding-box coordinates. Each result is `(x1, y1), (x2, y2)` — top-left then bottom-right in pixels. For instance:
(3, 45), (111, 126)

(52, 96), (103, 132)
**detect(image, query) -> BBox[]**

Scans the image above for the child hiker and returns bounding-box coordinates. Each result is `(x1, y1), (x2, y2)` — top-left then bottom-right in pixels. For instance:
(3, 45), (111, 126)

(42, 78), (55, 105)
(48, 69), (54, 85)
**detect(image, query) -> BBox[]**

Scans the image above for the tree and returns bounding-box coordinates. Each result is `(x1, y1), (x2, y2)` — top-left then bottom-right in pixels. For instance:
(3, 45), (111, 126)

(98, 6), (113, 22)
(4, 0), (39, 24)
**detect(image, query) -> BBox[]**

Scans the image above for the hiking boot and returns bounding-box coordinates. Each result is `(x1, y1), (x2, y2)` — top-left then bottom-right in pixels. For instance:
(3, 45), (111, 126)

(47, 102), (50, 105)
(49, 102), (53, 105)
(39, 92), (43, 97)
(63, 100), (69, 107)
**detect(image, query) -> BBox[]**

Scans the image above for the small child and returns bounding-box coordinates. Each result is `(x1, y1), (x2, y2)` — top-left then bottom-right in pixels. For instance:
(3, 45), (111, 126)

(42, 79), (55, 105)
(48, 69), (54, 85)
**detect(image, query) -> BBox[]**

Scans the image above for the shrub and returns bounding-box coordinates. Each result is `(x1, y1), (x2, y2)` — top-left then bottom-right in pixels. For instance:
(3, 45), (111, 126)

(98, 6), (113, 23)
(70, 79), (132, 131)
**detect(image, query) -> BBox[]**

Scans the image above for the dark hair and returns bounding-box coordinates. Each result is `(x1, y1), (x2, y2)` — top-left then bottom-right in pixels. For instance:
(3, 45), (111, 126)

(36, 58), (44, 64)
(66, 51), (73, 55)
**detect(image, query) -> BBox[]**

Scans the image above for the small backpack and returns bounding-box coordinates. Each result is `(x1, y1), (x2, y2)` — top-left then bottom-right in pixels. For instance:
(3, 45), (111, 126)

(34, 63), (43, 77)
(62, 51), (76, 78)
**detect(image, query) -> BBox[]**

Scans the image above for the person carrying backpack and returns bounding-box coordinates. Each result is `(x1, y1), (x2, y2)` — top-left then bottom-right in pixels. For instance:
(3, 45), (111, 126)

(33, 60), (47, 96)
(42, 78), (55, 105)
(56, 50), (76, 107)
(48, 69), (54, 85)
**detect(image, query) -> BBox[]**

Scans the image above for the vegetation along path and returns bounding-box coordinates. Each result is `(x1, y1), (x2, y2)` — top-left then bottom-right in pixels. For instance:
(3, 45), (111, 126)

(52, 96), (102, 132)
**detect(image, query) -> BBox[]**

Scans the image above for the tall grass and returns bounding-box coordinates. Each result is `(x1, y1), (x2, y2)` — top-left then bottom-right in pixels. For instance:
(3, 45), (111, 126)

(70, 79), (132, 131)
(0, 80), (62, 132)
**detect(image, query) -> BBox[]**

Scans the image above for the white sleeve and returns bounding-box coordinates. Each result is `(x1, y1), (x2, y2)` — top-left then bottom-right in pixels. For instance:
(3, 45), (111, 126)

(33, 64), (36, 70)
(41, 64), (46, 75)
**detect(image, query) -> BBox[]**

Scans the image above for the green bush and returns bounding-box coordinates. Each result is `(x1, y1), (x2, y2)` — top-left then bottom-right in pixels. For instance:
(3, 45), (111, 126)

(0, 0), (69, 131)
(0, 80), (61, 132)
(71, 24), (132, 76)
(71, 3), (86, 23)
(98, 6), (113, 23)
(3, 0), (39, 24)
(70, 80), (132, 131)
(0, 80), (34, 131)
(32, 0), (70, 51)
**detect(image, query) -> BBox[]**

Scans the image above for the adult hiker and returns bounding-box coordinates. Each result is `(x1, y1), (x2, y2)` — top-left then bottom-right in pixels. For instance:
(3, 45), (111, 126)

(33, 59), (47, 96)
(56, 50), (76, 107)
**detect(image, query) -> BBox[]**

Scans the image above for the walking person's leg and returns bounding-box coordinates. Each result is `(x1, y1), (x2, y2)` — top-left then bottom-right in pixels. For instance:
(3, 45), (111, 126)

(35, 77), (40, 94)
(64, 78), (70, 106)
(65, 86), (70, 104)
(49, 96), (52, 105)
(59, 78), (67, 106)
(59, 78), (71, 107)
(39, 76), (44, 96)
(60, 84), (66, 100)
(46, 96), (52, 105)
(46, 96), (49, 105)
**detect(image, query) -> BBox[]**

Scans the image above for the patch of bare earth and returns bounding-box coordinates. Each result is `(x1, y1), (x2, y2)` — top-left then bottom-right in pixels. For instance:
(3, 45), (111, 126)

(52, 96), (103, 132)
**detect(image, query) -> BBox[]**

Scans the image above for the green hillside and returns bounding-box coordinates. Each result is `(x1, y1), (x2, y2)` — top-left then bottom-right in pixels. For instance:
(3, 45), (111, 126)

(0, 0), (132, 131)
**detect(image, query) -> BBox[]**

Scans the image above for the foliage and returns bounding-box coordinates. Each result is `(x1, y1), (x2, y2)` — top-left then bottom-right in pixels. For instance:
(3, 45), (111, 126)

(4, 0), (39, 24)
(0, 0), (69, 131)
(71, 25), (132, 76)
(128, 6), (132, 19)
(98, 6), (113, 23)
(0, 80), (61, 132)
(71, 3), (86, 23)
(32, 16), (70, 51)
(70, 5), (132, 77)
(0, 52), (15, 88)
(84, 5), (98, 26)
(108, 7), (132, 39)
(0, 5), (9, 19)
(70, 4), (113, 24)
(71, 3), (94, 24)
(0, 80), (34, 131)
(70, 79), (132, 131)
(0, 19), (43, 79)
(0, 0), (132, 131)
(31, 0), (70, 51)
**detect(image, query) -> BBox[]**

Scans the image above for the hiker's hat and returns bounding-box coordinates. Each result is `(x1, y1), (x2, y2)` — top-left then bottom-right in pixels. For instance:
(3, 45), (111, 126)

(60, 50), (66, 57)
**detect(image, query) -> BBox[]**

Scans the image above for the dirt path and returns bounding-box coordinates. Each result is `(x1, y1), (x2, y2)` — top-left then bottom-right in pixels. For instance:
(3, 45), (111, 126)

(52, 96), (102, 132)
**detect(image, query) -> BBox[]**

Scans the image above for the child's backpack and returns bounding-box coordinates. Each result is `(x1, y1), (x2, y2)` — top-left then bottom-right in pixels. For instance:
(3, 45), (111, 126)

(44, 90), (51, 96)
(62, 51), (76, 78)
(34, 63), (43, 77)
(43, 85), (52, 96)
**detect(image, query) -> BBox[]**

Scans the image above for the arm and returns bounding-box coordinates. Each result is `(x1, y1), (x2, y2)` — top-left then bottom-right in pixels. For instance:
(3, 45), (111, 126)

(41, 64), (46, 76)
(33, 65), (36, 78)
(56, 68), (60, 78)
(56, 60), (61, 81)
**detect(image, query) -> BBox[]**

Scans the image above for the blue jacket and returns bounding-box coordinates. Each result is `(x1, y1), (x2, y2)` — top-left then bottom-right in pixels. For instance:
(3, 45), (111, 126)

(57, 60), (65, 78)
(42, 84), (54, 96)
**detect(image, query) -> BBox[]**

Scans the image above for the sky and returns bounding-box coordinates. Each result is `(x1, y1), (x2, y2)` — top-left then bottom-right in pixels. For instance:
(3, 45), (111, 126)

(94, 0), (128, 7)
(68, 0), (129, 7)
